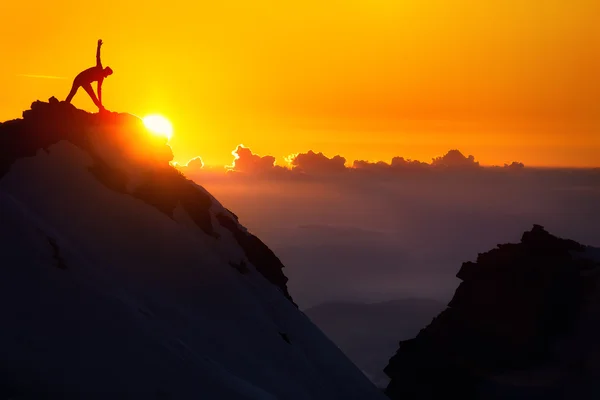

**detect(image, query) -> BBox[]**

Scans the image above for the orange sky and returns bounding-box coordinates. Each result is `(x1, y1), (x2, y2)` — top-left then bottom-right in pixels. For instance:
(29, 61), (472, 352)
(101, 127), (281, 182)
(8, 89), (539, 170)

(1, 0), (598, 167)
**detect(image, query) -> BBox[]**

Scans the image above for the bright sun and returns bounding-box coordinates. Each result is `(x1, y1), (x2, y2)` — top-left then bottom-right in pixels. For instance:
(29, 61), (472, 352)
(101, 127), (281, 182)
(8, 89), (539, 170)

(143, 115), (173, 140)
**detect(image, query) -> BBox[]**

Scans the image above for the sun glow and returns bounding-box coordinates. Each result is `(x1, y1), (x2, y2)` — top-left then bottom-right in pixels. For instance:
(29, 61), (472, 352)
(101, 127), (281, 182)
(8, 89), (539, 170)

(143, 115), (173, 140)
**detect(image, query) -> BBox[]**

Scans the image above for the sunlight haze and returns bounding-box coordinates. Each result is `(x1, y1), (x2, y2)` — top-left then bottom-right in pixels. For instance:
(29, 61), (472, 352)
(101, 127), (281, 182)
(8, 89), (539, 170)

(1, 0), (598, 167)
(143, 115), (173, 140)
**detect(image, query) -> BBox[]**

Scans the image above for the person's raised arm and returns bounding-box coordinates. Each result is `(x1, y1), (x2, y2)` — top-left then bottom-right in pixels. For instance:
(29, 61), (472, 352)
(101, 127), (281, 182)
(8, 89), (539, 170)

(96, 39), (103, 68)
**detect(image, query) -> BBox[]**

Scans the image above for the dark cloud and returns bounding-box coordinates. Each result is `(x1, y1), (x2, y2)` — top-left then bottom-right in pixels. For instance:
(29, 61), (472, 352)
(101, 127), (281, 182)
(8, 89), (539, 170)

(390, 157), (430, 170)
(352, 160), (391, 172)
(352, 154), (454, 173)
(354, 151), (522, 174)
(430, 149), (480, 169)
(504, 161), (525, 170)
(287, 150), (347, 174)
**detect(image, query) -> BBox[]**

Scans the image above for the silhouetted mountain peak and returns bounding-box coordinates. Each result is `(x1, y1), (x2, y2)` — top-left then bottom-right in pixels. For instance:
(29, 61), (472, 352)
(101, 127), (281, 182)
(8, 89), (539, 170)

(520, 224), (584, 252)
(0, 99), (392, 398)
(384, 225), (600, 400)
(0, 98), (294, 304)
(1, 97), (172, 177)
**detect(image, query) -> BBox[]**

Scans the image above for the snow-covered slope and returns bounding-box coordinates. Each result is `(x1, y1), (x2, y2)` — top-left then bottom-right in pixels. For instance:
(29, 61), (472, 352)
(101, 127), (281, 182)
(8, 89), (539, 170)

(0, 98), (386, 399)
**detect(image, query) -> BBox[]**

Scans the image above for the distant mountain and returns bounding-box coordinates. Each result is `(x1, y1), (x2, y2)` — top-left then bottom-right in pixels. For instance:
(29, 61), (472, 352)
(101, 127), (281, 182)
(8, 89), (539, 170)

(384, 225), (600, 400)
(305, 298), (444, 387)
(0, 98), (386, 400)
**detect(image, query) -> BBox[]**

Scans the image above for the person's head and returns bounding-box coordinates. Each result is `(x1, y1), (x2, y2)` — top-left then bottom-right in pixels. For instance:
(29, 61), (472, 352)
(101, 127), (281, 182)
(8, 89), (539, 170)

(104, 66), (113, 77)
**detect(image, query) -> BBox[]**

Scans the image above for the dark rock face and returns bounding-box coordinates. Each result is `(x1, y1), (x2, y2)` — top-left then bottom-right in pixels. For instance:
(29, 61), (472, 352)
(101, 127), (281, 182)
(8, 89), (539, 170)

(384, 225), (598, 400)
(217, 212), (296, 306)
(0, 98), (295, 304)
(47, 236), (68, 270)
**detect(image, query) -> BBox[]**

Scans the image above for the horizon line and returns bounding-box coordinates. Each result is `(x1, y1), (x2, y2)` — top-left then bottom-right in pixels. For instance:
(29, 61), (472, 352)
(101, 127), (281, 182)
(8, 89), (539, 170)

(177, 161), (600, 170)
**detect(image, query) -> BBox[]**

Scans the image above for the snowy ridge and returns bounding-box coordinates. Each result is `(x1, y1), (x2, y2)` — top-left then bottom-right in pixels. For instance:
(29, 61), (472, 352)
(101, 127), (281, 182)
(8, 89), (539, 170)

(0, 99), (385, 399)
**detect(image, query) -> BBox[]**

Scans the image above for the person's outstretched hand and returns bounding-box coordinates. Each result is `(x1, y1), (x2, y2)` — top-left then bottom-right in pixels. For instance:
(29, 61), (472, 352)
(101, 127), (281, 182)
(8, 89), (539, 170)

(98, 39), (103, 47)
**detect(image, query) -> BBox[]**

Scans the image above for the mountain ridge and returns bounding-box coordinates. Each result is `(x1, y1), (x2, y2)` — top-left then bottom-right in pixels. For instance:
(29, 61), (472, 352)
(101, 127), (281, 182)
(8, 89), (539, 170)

(0, 98), (386, 399)
(0, 97), (294, 305)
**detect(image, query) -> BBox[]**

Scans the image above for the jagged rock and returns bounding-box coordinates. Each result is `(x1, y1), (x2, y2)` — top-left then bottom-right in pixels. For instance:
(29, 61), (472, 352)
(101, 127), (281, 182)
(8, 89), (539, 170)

(217, 211), (295, 305)
(384, 225), (600, 400)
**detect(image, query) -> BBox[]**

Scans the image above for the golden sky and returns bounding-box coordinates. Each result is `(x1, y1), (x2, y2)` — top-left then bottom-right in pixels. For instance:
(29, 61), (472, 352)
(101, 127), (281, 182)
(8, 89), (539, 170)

(1, 0), (598, 167)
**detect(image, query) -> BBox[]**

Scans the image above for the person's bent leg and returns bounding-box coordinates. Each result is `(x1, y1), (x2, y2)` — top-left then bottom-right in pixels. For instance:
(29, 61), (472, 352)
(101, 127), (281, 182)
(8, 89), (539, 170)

(65, 81), (79, 103)
(82, 83), (103, 110)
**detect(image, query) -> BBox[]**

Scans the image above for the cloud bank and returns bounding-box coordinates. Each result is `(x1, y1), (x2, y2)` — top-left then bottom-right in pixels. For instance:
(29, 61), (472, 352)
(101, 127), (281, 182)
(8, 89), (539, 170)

(286, 151), (347, 174)
(176, 145), (530, 177)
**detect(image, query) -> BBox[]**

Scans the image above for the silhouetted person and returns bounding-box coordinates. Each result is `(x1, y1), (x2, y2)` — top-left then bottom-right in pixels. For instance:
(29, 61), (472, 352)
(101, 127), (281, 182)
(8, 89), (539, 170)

(65, 39), (113, 111)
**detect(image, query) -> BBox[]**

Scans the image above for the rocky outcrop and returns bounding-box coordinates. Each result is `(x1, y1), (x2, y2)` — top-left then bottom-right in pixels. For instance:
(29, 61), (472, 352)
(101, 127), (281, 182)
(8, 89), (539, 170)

(384, 225), (600, 399)
(0, 97), (171, 177)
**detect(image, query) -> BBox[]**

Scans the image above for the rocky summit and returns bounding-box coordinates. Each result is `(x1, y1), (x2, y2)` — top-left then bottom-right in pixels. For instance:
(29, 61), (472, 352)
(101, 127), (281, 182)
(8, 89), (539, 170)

(384, 225), (600, 400)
